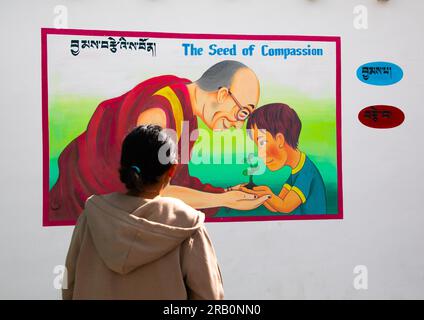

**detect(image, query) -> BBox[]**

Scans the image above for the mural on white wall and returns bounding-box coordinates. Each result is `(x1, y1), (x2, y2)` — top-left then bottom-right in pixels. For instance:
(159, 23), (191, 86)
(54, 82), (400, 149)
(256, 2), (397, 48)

(41, 28), (343, 226)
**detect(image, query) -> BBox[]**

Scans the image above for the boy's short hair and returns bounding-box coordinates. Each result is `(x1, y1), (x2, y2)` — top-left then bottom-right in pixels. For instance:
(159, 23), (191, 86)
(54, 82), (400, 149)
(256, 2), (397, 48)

(246, 103), (302, 148)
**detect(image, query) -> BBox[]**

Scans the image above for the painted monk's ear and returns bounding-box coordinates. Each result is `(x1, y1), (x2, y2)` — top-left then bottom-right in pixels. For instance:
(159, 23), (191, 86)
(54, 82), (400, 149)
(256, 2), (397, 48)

(216, 87), (229, 104)
(276, 133), (285, 149)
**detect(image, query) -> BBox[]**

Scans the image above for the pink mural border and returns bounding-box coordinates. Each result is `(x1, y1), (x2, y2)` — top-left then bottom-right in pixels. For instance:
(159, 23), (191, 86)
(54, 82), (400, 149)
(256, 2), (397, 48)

(41, 28), (343, 227)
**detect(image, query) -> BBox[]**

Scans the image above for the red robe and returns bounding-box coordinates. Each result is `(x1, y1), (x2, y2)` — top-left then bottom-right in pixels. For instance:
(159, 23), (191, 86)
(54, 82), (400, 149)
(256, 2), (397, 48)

(49, 75), (224, 223)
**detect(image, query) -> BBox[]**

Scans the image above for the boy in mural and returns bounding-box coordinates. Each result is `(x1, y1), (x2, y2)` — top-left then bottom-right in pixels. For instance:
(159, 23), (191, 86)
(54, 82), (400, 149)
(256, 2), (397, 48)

(233, 103), (327, 214)
(49, 60), (268, 222)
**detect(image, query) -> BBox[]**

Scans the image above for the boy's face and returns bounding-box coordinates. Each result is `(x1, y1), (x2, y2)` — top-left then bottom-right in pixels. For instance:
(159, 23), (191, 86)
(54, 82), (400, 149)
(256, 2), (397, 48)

(251, 124), (287, 171)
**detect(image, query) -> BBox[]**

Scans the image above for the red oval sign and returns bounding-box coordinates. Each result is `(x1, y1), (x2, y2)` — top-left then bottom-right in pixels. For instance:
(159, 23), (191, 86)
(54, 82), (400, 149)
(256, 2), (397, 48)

(358, 105), (405, 129)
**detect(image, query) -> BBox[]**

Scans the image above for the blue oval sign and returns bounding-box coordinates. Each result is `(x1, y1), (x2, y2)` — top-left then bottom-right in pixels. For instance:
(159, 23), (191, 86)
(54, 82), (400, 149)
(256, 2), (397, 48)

(357, 61), (403, 86)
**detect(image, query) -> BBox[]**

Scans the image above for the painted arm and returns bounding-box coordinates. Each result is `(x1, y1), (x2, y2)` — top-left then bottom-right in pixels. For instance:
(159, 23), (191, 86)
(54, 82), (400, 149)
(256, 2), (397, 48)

(240, 185), (302, 214)
(266, 189), (302, 213)
(163, 185), (269, 210)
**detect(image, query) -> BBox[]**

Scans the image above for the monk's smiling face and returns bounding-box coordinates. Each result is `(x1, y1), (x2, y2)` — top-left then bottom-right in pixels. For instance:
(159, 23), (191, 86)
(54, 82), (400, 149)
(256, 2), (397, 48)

(204, 68), (260, 130)
(251, 124), (287, 171)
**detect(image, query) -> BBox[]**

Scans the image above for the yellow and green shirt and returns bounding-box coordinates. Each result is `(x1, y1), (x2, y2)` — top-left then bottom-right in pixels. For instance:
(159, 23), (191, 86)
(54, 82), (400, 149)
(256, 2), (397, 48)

(283, 152), (327, 215)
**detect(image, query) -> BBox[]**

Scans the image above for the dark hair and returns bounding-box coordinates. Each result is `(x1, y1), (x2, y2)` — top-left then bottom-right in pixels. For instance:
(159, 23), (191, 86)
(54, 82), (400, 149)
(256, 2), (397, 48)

(119, 125), (177, 193)
(246, 103), (302, 148)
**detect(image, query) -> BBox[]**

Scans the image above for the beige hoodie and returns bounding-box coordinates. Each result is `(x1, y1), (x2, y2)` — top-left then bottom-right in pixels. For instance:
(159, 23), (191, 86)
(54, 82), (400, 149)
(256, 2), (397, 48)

(62, 193), (224, 300)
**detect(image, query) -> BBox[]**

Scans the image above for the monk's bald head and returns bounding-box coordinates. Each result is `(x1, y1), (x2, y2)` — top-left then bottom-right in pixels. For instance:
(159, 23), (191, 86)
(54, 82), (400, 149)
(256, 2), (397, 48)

(195, 60), (258, 93)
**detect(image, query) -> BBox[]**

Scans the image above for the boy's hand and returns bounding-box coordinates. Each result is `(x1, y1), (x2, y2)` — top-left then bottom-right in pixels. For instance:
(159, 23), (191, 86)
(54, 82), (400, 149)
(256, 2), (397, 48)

(240, 185), (274, 198)
(240, 185), (278, 212)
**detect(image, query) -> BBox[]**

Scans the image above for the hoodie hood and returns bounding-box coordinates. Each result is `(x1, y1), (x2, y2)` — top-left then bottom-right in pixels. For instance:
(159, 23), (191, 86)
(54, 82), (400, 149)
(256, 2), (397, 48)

(84, 194), (205, 275)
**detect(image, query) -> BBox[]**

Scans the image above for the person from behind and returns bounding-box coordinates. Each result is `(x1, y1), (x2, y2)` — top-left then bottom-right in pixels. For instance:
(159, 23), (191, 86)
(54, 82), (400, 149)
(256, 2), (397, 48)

(63, 124), (224, 300)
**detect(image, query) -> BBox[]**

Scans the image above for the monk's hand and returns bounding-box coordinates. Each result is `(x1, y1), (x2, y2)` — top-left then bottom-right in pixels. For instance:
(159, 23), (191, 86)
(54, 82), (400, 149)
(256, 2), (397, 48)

(222, 190), (270, 210)
(238, 185), (278, 211)
(240, 185), (276, 205)
(239, 185), (272, 197)
(251, 185), (273, 198)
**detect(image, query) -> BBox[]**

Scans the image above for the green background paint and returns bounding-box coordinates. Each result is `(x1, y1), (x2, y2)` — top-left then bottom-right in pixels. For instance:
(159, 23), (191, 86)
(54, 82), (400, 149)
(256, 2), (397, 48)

(48, 95), (102, 189)
(189, 86), (338, 216)
(48, 85), (338, 216)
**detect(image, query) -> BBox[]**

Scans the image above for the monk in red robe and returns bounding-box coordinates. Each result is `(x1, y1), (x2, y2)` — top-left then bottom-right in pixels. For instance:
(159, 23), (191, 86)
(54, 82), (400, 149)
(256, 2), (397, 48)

(49, 60), (265, 223)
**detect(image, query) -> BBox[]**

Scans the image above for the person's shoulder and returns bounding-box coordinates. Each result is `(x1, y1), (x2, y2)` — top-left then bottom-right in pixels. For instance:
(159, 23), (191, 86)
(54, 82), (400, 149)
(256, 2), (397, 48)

(157, 196), (202, 217)
(81, 193), (116, 217)
(153, 196), (205, 228)
(76, 194), (100, 222)
(83, 193), (110, 208)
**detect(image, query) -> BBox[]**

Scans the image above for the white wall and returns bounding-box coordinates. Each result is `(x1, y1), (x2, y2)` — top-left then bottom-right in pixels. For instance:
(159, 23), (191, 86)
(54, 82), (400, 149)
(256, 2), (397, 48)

(1, 0), (423, 299)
